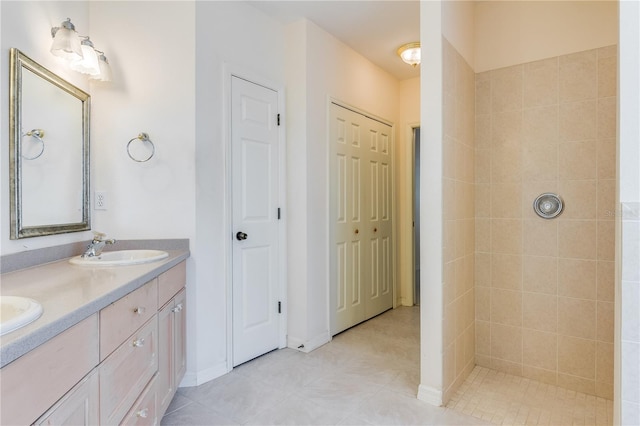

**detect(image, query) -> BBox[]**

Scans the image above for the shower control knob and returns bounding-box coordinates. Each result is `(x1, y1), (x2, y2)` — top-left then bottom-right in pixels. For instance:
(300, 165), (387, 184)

(236, 232), (248, 241)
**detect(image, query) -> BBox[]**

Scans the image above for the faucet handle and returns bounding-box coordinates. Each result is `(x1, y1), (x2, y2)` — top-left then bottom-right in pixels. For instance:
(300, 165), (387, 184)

(92, 231), (107, 241)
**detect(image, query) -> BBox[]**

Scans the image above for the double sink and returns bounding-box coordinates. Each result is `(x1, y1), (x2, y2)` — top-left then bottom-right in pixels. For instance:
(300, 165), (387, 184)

(0, 249), (168, 336)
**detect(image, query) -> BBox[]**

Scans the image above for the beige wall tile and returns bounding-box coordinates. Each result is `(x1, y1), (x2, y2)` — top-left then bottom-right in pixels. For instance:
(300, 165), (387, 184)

(598, 97), (617, 139)
(523, 219), (558, 257)
(456, 336), (466, 376)
(492, 145), (523, 183)
(559, 140), (597, 180)
(596, 341), (614, 384)
(523, 329), (558, 371)
(558, 297), (597, 339)
(475, 184), (490, 217)
(476, 286), (490, 321)
(444, 91), (456, 139)
(491, 288), (522, 327)
(491, 357), (523, 376)
(558, 180), (597, 219)
(559, 49), (597, 102)
(475, 252), (491, 287)
(523, 255), (558, 295)
(597, 301), (614, 343)
(524, 58), (559, 108)
(476, 354), (491, 368)
(444, 219), (455, 262)
(558, 373), (596, 395)
(475, 218), (490, 253)
(596, 381), (614, 400)
(444, 303), (456, 347)
(476, 320), (491, 356)
(491, 183), (522, 218)
(597, 260), (615, 302)
(523, 105), (559, 144)
(491, 323), (523, 364)
(491, 253), (522, 290)
(597, 179), (616, 221)
(443, 137), (455, 179)
(523, 365), (558, 386)
(597, 220), (615, 261)
(522, 138), (558, 182)
(492, 111), (522, 149)
(476, 75), (491, 115)
(598, 56), (617, 98)
(598, 45), (617, 59)
(491, 219), (523, 254)
(475, 149), (491, 184)
(559, 100), (597, 142)
(492, 65), (523, 113)
(558, 336), (596, 379)
(523, 292), (558, 333)
(558, 220), (597, 259)
(475, 114), (491, 150)
(558, 258), (597, 300)
(597, 138), (616, 179)
(443, 342), (455, 390)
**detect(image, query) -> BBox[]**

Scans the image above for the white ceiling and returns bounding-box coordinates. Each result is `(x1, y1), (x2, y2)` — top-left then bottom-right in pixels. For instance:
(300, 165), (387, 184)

(248, 1), (421, 81)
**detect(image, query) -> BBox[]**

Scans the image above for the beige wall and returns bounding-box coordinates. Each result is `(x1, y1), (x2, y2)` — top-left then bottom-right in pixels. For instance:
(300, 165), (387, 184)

(442, 38), (476, 402)
(475, 1), (618, 72)
(474, 46), (617, 399)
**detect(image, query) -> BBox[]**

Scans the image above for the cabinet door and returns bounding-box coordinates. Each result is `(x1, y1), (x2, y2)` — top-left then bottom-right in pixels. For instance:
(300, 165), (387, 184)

(173, 288), (187, 385)
(35, 370), (99, 426)
(157, 300), (175, 417)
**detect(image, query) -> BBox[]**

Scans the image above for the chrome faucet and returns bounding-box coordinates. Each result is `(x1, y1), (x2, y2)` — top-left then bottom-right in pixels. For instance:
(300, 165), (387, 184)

(81, 232), (116, 258)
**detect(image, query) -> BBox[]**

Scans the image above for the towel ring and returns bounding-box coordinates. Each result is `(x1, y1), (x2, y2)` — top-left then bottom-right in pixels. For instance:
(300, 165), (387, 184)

(127, 132), (155, 162)
(22, 129), (45, 160)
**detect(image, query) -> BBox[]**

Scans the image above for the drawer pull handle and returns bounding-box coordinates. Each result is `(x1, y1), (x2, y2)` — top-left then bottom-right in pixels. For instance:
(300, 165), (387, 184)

(133, 306), (146, 315)
(133, 338), (145, 348)
(137, 408), (149, 418)
(172, 304), (183, 313)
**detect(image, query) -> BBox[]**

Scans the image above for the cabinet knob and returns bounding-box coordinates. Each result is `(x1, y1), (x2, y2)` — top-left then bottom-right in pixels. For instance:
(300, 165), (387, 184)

(172, 303), (183, 313)
(133, 306), (146, 315)
(137, 408), (149, 418)
(133, 338), (145, 348)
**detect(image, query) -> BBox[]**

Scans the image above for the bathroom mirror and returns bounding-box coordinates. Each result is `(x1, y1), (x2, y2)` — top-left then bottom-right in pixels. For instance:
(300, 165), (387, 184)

(9, 48), (90, 239)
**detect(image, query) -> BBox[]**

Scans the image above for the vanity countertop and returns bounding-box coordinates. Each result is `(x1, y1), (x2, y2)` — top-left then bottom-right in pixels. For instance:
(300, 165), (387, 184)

(0, 249), (189, 368)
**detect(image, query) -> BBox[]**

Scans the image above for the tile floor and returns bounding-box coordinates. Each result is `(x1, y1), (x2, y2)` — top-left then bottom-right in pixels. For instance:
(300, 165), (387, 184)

(447, 367), (614, 425)
(161, 306), (612, 425)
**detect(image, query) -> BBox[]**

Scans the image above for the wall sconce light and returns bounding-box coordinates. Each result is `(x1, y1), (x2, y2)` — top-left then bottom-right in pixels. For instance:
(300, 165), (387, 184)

(397, 42), (421, 67)
(50, 18), (112, 82)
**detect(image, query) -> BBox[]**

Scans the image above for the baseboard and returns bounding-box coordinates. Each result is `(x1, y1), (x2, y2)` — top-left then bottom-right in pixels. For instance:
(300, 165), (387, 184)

(179, 361), (229, 387)
(287, 331), (331, 353)
(417, 384), (443, 407)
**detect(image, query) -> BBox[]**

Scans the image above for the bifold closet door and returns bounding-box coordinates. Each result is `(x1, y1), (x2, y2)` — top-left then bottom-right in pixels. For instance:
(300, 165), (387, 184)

(329, 103), (393, 335)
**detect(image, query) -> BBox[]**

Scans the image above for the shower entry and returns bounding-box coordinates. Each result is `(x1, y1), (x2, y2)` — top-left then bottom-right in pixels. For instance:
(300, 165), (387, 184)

(329, 102), (394, 335)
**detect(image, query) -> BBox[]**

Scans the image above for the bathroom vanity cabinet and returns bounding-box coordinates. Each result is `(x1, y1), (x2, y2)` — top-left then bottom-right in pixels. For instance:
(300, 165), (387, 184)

(0, 259), (187, 425)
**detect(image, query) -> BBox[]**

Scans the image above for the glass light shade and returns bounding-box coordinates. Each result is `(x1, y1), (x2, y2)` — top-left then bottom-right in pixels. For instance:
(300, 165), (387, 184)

(90, 54), (113, 82)
(50, 22), (83, 62)
(397, 42), (421, 67)
(70, 40), (100, 76)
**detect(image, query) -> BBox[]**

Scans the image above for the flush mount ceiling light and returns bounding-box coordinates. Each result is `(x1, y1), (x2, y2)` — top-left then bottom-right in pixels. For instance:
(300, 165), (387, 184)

(397, 42), (421, 67)
(50, 18), (112, 82)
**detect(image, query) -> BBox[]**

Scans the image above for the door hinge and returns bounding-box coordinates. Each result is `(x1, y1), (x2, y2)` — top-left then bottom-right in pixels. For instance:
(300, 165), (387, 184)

(277, 207), (281, 220)
(277, 113), (281, 126)
(278, 301), (282, 314)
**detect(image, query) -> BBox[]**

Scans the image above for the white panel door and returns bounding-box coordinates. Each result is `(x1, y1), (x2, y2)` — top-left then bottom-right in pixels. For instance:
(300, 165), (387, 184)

(330, 103), (393, 335)
(231, 76), (280, 367)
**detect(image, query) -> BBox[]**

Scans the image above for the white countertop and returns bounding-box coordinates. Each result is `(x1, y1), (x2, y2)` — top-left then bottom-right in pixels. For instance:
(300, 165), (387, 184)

(0, 249), (189, 367)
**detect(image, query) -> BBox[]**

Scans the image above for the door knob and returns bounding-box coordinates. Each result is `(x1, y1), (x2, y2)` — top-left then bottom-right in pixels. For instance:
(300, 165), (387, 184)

(236, 232), (248, 241)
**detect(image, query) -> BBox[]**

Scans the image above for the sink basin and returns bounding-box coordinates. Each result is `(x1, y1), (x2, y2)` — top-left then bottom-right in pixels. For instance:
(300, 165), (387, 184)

(0, 296), (43, 336)
(69, 249), (169, 266)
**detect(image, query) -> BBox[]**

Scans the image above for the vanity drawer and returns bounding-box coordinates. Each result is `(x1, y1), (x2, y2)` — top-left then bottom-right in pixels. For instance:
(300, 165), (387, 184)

(100, 278), (158, 359)
(100, 317), (158, 425)
(158, 261), (186, 307)
(121, 376), (158, 426)
(0, 314), (99, 426)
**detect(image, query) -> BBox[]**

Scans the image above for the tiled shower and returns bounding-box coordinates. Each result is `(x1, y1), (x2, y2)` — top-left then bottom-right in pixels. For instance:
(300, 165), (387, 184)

(473, 46), (617, 399)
